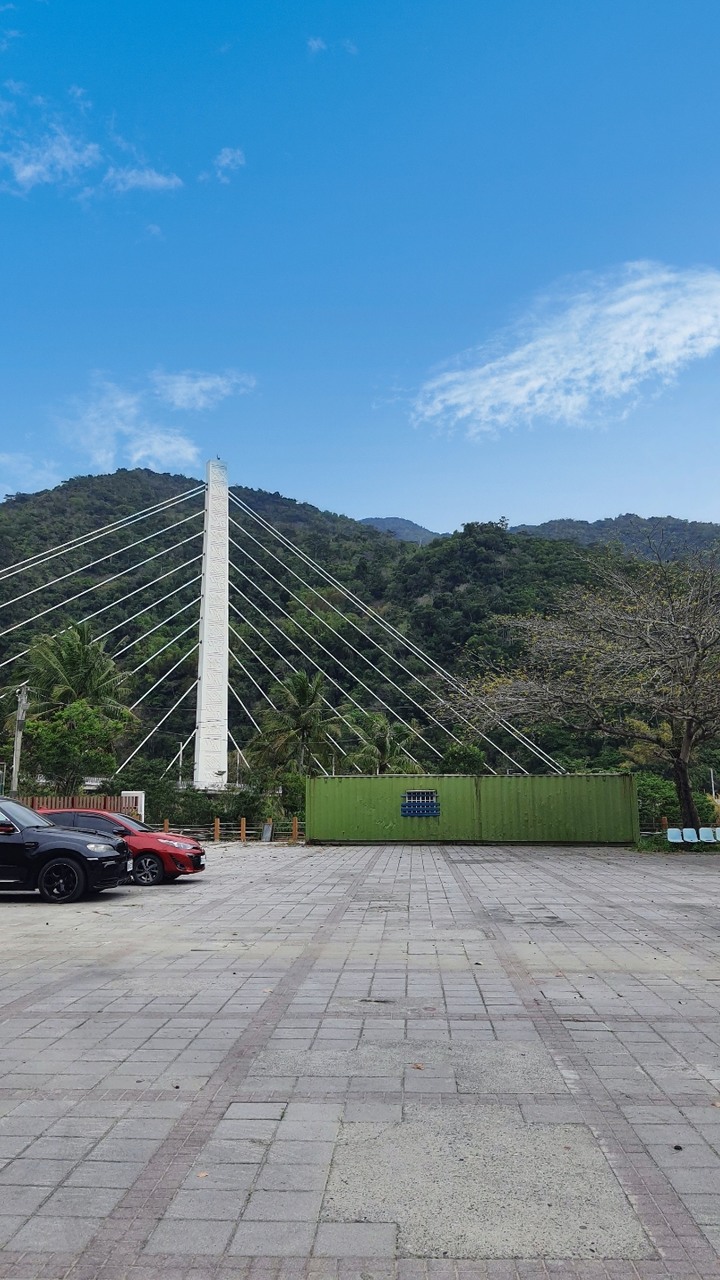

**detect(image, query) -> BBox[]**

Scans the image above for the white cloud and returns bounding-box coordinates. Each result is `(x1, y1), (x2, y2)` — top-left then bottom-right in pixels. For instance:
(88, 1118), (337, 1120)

(62, 380), (200, 473)
(0, 452), (63, 498)
(414, 261), (720, 436)
(68, 84), (92, 113)
(0, 126), (100, 191)
(103, 165), (182, 193)
(342, 39), (358, 54)
(0, 28), (20, 52)
(307, 37), (326, 53)
(124, 429), (201, 470)
(214, 146), (245, 183)
(152, 369), (255, 411)
(0, 85), (185, 199)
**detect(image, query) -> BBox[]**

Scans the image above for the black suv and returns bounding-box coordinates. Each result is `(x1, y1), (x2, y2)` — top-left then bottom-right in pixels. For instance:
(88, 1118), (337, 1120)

(0, 799), (132, 903)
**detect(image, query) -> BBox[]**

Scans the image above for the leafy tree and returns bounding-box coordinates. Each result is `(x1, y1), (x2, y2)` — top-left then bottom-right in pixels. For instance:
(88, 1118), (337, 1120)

(439, 742), (487, 774)
(21, 623), (129, 720)
(250, 670), (340, 774)
(461, 554), (720, 828)
(22, 700), (125, 793)
(345, 712), (424, 775)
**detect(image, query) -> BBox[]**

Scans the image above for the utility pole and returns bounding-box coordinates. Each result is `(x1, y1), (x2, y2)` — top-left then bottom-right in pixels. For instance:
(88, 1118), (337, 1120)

(193, 459), (229, 789)
(10, 682), (29, 794)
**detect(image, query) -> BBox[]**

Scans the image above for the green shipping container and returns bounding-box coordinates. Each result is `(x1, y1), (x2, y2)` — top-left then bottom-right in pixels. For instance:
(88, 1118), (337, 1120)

(305, 773), (639, 845)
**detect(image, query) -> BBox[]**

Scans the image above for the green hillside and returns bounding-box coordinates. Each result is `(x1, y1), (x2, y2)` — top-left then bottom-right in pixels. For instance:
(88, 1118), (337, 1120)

(512, 513), (720, 559)
(360, 516), (446, 544)
(0, 470), (591, 777)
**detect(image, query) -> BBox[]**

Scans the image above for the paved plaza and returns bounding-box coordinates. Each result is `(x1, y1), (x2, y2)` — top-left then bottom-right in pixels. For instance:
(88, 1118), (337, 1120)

(2, 843), (720, 1278)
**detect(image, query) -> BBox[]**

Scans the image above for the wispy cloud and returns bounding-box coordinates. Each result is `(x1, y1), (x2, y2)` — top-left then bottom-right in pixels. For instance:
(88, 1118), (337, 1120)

(103, 165), (182, 193)
(213, 146), (245, 183)
(0, 82), (183, 198)
(307, 37), (326, 53)
(0, 452), (63, 498)
(124, 428), (201, 470)
(414, 262), (720, 436)
(0, 125), (100, 191)
(0, 28), (20, 52)
(62, 379), (201, 473)
(58, 366), (255, 476)
(68, 84), (92, 113)
(152, 369), (255, 411)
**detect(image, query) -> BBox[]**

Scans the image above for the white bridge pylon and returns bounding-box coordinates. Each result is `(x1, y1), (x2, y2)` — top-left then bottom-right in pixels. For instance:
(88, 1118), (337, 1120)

(194, 459), (229, 789)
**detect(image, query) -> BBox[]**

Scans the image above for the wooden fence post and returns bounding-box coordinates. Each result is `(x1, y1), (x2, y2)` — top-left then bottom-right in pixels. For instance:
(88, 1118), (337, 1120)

(213, 816), (220, 842)
(163, 818), (169, 833)
(661, 815), (668, 831)
(291, 815), (298, 844)
(240, 816), (246, 843)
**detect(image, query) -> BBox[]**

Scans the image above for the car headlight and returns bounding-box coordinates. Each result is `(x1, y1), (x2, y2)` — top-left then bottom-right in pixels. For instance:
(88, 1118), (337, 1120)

(158, 839), (195, 850)
(86, 842), (113, 852)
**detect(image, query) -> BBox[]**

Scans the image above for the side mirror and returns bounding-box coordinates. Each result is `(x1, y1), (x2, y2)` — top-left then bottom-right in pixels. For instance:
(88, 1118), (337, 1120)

(0, 822), (15, 835)
(112, 826), (126, 835)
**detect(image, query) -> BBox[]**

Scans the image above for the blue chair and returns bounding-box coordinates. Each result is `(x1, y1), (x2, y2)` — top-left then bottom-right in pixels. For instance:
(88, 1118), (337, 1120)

(699, 828), (716, 843)
(682, 828), (699, 843)
(667, 828), (683, 843)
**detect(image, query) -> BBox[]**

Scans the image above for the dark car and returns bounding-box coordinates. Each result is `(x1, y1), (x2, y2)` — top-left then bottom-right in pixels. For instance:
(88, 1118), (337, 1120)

(40, 809), (206, 887)
(0, 799), (132, 904)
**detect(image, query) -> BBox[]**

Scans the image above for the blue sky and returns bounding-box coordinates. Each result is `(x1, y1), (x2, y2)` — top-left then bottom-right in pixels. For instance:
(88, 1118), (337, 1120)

(2, 0), (720, 531)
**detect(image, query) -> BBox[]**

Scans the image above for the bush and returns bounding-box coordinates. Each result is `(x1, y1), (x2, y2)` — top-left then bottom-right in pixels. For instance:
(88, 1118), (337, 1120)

(635, 771), (716, 829)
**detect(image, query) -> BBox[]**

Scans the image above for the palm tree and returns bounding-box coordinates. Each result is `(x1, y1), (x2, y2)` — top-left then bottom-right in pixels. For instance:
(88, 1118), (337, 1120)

(345, 712), (424, 775)
(22, 623), (129, 719)
(251, 670), (340, 774)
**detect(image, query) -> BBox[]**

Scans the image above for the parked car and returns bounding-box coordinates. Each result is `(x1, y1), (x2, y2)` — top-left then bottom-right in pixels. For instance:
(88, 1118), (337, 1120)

(39, 808), (206, 887)
(0, 799), (132, 903)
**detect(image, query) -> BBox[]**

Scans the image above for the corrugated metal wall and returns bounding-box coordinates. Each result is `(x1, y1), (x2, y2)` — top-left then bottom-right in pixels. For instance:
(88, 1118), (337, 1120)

(306, 773), (639, 844)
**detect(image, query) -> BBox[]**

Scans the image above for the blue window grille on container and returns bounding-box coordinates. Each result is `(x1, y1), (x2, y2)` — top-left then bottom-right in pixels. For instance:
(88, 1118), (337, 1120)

(401, 789), (441, 817)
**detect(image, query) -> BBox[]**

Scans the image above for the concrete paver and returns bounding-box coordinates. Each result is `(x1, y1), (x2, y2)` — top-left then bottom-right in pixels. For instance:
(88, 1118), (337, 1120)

(1, 841), (720, 1277)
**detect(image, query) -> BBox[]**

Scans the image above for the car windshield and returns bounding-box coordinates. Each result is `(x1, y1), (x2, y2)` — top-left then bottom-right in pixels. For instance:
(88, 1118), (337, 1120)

(0, 800), (52, 828)
(117, 815), (152, 832)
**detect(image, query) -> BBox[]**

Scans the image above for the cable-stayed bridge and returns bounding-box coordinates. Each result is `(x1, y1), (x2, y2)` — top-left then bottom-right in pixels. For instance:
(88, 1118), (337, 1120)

(0, 460), (564, 789)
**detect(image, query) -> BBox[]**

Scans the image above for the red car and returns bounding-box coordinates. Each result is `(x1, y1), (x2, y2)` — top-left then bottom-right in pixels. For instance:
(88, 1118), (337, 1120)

(39, 809), (206, 887)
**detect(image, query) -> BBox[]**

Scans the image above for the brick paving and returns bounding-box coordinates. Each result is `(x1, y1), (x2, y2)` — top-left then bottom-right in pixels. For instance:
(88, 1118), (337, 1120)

(1, 843), (720, 1276)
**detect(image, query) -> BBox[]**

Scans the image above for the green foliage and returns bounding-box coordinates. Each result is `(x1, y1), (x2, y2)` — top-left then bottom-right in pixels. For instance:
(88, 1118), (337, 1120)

(513, 514), (720, 560)
(439, 742), (487, 774)
(20, 623), (129, 719)
(249, 670), (340, 774)
(6, 468), (720, 820)
(22, 700), (125, 792)
(635, 771), (715, 830)
(344, 711), (424, 775)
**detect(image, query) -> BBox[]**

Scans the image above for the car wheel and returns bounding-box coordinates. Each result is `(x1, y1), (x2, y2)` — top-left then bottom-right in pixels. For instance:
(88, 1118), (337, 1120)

(132, 853), (165, 886)
(38, 858), (86, 904)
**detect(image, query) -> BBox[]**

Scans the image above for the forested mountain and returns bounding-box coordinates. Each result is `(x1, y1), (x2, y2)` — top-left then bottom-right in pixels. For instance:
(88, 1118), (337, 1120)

(0, 469), (591, 779)
(512, 513), (720, 559)
(360, 516), (445, 544)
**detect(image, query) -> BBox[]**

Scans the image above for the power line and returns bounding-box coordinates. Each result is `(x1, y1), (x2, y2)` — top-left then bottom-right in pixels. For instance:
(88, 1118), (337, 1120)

(0, 485), (204, 583)
(229, 513), (526, 771)
(229, 490), (562, 773)
(229, 629), (355, 768)
(228, 532), (514, 769)
(110, 593), (201, 656)
(128, 621), (199, 676)
(228, 593), (421, 768)
(114, 679), (198, 776)
(130, 644), (199, 709)
(0, 508), (203, 614)
(229, 560), (442, 758)
(0, 531), (203, 641)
